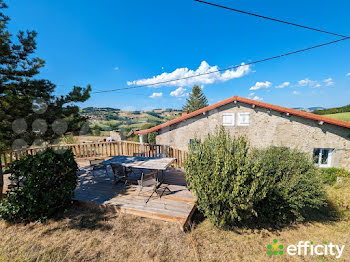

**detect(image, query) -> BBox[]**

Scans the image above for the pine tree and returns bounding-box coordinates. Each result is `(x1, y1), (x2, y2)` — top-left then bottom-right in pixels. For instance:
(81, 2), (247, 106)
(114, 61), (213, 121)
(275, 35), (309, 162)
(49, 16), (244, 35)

(0, 1), (91, 197)
(182, 85), (208, 113)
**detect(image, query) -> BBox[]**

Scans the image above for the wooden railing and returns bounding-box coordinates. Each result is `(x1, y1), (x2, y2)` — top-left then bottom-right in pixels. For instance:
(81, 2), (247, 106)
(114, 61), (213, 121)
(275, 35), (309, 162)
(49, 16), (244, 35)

(1, 141), (188, 169)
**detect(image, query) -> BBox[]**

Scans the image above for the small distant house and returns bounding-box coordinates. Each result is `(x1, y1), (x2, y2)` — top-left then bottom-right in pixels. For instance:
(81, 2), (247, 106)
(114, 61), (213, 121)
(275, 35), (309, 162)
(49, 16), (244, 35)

(135, 95), (350, 170)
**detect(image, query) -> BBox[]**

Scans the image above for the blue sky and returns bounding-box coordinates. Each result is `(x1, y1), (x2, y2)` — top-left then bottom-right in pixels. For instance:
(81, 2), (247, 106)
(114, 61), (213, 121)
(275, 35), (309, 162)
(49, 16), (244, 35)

(7, 0), (350, 110)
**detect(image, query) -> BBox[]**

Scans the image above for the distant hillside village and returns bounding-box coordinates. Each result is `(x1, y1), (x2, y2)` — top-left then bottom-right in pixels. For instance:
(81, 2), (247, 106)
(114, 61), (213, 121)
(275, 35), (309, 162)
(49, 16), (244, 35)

(293, 106), (325, 112)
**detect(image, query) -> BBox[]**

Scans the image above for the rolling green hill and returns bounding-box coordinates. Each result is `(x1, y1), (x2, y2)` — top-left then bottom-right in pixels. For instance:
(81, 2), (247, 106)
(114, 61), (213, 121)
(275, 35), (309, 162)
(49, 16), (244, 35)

(325, 112), (350, 122)
(80, 107), (181, 137)
(313, 104), (350, 115)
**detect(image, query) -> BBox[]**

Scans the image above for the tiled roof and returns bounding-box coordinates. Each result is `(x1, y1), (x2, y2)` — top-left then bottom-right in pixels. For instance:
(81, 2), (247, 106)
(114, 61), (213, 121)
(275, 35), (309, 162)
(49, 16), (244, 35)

(135, 95), (350, 135)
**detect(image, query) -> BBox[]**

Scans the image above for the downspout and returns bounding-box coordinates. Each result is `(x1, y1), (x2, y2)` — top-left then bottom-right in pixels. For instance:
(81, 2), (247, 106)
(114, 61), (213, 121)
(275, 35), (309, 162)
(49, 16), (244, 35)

(139, 133), (148, 155)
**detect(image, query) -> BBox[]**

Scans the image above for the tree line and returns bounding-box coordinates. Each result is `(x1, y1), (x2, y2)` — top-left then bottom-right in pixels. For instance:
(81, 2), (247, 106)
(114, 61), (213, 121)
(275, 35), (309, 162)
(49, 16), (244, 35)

(313, 104), (350, 115)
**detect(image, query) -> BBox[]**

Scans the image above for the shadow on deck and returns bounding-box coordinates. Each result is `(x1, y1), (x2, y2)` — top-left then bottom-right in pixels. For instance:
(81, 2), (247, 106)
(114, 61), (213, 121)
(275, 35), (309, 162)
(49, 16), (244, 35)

(74, 160), (196, 230)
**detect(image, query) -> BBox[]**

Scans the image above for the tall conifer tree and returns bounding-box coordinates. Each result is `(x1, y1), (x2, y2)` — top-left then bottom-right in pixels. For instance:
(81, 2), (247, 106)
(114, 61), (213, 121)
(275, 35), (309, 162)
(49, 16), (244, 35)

(0, 1), (91, 197)
(182, 85), (208, 113)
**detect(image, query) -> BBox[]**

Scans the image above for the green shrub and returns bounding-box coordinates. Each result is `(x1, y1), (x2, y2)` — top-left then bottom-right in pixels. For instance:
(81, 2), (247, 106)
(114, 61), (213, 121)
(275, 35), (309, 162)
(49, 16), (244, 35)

(0, 148), (78, 222)
(185, 127), (327, 227)
(185, 128), (271, 227)
(61, 134), (78, 144)
(327, 177), (350, 217)
(148, 132), (157, 144)
(319, 167), (350, 185)
(92, 129), (101, 136)
(252, 147), (327, 224)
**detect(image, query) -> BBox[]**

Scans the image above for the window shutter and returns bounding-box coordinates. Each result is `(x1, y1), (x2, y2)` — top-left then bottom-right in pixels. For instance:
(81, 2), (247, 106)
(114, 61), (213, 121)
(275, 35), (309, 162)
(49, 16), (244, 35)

(222, 113), (235, 126)
(237, 112), (250, 126)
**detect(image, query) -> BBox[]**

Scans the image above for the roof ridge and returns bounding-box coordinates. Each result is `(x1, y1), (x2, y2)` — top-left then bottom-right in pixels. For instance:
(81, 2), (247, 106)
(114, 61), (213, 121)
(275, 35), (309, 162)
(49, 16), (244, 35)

(236, 96), (350, 128)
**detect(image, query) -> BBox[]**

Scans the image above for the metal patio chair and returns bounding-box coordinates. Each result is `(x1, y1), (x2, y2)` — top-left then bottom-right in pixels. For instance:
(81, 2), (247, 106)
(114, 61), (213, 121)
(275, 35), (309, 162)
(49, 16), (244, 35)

(89, 159), (106, 177)
(133, 152), (145, 157)
(138, 170), (171, 203)
(110, 163), (139, 185)
(110, 163), (127, 184)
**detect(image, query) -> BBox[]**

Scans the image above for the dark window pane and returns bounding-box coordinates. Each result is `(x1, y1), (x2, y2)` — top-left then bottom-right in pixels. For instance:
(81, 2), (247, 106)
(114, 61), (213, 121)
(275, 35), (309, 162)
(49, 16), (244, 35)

(321, 150), (329, 165)
(313, 149), (320, 164)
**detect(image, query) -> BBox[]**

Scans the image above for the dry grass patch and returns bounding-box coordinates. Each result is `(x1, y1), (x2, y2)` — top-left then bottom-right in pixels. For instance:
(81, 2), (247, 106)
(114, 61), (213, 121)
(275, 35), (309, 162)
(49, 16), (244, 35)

(0, 205), (194, 262)
(0, 203), (350, 262)
(327, 178), (350, 217)
(190, 219), (350, 261)
(1, 179), (350, 261)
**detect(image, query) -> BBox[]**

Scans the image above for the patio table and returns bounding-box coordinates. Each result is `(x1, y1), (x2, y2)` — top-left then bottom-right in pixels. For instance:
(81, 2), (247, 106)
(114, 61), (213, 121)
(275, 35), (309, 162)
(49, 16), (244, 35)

(101, 156), (176, 181)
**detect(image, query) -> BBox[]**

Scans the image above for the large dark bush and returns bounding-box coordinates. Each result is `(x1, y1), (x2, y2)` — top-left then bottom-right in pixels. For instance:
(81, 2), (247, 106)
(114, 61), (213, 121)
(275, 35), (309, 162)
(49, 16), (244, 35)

(185, 127), (327, 227)
(0, 148), (78, 222)
(252, 147), (326, 224)
(185, 128), (271, 227)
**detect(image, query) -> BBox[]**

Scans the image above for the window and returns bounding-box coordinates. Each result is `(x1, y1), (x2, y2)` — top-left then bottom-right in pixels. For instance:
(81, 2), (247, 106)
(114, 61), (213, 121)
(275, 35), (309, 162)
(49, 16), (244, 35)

(313, 148), (333, 167)
(222, 113), (235, 126)
(237, 112), (250, 126)
(189, 139), (200, 145)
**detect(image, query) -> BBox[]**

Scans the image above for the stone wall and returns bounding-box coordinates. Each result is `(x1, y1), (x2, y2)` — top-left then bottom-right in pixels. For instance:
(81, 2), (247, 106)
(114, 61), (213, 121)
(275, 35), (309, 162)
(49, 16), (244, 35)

(156, 102), (350, 170)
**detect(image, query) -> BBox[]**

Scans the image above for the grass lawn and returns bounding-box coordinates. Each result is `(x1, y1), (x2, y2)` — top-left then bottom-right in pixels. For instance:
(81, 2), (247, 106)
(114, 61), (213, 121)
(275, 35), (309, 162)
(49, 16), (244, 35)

(325, 112), (350, 122)
(1, 180), (349, 262)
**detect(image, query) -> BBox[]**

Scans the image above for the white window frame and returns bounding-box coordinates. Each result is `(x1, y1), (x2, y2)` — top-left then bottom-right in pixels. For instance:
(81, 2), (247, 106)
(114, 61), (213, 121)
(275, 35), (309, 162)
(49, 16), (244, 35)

(313, 148), (333, 168)
(237, 112), (250, 126)
(222, 113), (235, 126)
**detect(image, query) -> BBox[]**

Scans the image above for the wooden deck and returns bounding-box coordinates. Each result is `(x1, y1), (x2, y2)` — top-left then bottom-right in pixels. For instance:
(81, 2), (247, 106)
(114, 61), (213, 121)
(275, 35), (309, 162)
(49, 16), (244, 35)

(75, 159), (196, 230)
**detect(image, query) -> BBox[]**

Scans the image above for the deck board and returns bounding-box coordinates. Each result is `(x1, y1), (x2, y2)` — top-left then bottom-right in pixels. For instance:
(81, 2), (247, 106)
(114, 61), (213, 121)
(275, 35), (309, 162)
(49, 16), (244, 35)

(75, 160), (196, 229)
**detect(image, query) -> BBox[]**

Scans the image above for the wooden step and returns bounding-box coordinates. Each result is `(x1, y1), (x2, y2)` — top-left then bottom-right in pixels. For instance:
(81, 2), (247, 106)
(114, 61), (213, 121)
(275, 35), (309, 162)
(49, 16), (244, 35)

(107, 194), (194, 214)
(76, 200), (188, 229)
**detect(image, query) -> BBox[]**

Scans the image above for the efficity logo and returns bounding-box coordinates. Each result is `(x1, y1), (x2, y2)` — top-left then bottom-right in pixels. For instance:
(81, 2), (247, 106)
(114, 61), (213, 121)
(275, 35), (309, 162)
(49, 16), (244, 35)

(267, 239), (345, 259)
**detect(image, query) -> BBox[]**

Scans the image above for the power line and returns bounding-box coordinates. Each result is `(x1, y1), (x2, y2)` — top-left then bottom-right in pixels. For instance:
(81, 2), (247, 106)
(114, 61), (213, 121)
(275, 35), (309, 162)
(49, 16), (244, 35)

(92, 2), (349, 94)
(92, 37), (349, 94)
(92, 90), (152, 97)
(194, 0), (349, 38)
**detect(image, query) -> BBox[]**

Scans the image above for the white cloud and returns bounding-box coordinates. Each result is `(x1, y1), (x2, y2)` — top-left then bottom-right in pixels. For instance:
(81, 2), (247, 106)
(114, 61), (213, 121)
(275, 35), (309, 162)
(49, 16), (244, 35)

(252, 96), (263, 101)
(149, 92), (163, 98)
(170, 87), (187, 97)
(296, 77), (335, 88)
(114, 66), (119, 71)
(297, 78), (321, 88)
(276, 82), (290, 88)
(127, 61), (251, 87)
(323, 78), (334, 86)
(250, 81), (271, 90)
(292, 90), (300, 95)
(346, 73), (350, 76)
(248, 92), (255, 97)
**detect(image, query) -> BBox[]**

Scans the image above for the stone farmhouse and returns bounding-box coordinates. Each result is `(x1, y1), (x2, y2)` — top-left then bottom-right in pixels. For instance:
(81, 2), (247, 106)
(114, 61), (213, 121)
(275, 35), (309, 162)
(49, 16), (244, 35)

(135, 96), (350, 170)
